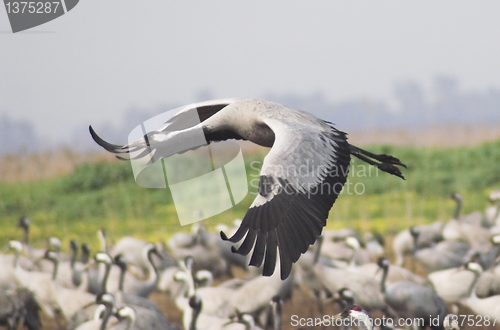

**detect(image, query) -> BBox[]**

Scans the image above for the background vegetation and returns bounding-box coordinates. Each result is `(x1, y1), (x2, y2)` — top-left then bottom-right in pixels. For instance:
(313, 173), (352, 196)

(1, 139), (500, 252)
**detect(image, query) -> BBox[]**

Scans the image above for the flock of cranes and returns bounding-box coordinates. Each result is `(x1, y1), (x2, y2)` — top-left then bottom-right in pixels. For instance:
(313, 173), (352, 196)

(1, 191), (500, 329)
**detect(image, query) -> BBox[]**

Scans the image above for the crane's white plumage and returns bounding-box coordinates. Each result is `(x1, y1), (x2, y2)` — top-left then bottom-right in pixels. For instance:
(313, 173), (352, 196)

(90, 98), (405, 280)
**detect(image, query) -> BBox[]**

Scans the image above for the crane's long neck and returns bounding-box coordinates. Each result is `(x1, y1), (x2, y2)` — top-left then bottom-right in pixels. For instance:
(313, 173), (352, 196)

(189, 302), (201, 330)
(99, 303), (114, 330)
(467, 271), (482, 300)
(453, 197), (462, 220)
(13, 248), (20, 268)
(124, 313), (136, 330)
(174, 275), (190, 311)
(76, 264), (90, 292)
(22, 226), (29, 246)
(144, 249), (160, 289)
(51, 255), (60, 281)
(313, 235), (323, 265)
(410, 230), (419, 253)
(82, 248), (90, 264)
(98, 230), (107, 253)
(187, 271), (196, 298)
(380, 265), (388, 294)
(70, 248), (77, 269)
(273, 300), (282, 330)
(118, 264), (126, 292)
(489, 244), (500, 265)
(100, 262), (111, 294)
(493, 200), (500, 223)
(244, 317), (255, 330)
(347, 250), (357, 269)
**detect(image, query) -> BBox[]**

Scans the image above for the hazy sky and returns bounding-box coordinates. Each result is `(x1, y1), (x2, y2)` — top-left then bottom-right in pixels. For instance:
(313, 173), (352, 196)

(1, 1), (500, 142)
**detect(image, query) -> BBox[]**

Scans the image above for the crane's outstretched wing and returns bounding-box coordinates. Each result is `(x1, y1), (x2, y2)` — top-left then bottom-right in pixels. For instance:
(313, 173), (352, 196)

(89, 99), (239, 160)
(221, 118), (352, 280)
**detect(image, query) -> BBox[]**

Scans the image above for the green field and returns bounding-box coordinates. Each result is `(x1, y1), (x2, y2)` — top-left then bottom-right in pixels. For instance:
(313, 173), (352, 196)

(1, 140), (500, 252)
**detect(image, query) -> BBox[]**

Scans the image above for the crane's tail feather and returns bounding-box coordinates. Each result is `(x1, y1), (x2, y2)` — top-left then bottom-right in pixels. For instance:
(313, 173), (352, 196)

(349, 145), (406, 180)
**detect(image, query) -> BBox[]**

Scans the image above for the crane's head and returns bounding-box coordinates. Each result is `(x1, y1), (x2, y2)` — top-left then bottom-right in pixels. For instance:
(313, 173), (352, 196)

(488, 190), (500, 203)
(464, 261), (483, 275)
(188, 294), (202, 310)
(490, 233), (500, 246)
(409, 226), (420, 238)
(43, 249), (59, 263)
(94, 252), (113, 266)
(96, 292), (116, 307)
(17, 217), (30, 229)
(450, 192), (463, 201)
(194, 270), (213, 285)
(173, 270), (188, 283)
(466, 251), (483, 266)
(144, 243), (164, 263)
(81, 244), (90, 255)
(98, 227), (107, 239)
(8, 240), (23, 253)
(345, 236), (361, 251)
(271, 295), (283, 313)
(70, 240), (78, 252)
(334, 288), (355, 306)
(180, 256), (194, 272)
(113, 254), (127, 270)
(116, 306), (136, 322)
(376, 257), (390, 270)
(48, 237), (62, 252)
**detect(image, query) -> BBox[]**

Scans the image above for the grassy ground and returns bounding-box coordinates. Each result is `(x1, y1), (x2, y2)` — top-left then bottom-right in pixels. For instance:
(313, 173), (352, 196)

(1, 139), (500, 251)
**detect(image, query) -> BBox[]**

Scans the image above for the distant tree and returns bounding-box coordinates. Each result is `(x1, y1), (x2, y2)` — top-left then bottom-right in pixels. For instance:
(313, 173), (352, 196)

(393, 80), (427, 113)
(433, 75), (459, 101)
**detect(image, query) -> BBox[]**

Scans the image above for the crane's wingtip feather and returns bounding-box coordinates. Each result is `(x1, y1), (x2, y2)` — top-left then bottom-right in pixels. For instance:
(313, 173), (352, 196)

(220, 231), (229, 241)
(89, 125), (127, 153)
